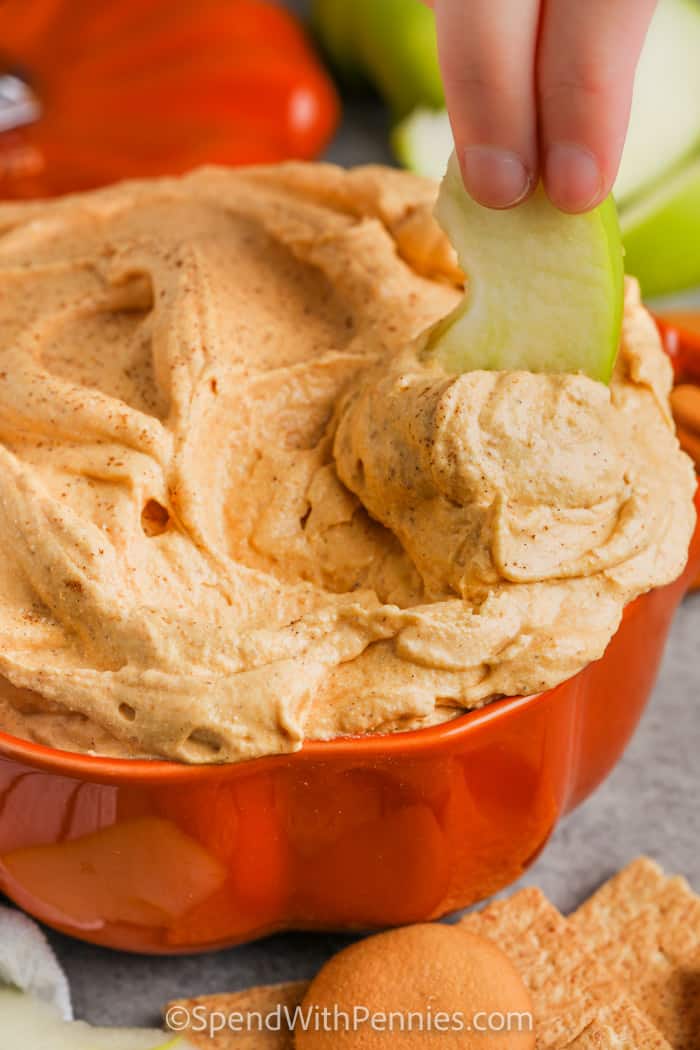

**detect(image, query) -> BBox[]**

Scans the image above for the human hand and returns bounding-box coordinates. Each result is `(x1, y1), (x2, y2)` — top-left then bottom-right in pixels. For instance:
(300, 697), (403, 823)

(422, 0), (657, 211)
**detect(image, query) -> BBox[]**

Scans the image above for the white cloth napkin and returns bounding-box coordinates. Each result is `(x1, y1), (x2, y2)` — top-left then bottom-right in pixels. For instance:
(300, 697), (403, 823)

(0, 905), (72, 1021)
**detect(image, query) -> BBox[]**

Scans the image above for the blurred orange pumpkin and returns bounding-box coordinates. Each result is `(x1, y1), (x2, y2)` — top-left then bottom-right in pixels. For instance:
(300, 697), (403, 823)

(0, 0), (339, 198)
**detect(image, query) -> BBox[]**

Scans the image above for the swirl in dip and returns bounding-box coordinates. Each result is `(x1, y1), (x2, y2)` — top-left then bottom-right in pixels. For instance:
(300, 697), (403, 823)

(0, 164), (695, 763)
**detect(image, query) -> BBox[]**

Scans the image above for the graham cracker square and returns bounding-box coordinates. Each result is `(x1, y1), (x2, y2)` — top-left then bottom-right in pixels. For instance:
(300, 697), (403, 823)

(459, 887), (672, 1049)
(166, 980), (308, 1049)
(570, 858), (700, 1050)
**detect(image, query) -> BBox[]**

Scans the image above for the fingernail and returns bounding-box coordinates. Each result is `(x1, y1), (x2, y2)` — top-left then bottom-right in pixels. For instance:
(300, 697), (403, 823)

(545, 142), (603, 212)
(462, 146), (532, 208)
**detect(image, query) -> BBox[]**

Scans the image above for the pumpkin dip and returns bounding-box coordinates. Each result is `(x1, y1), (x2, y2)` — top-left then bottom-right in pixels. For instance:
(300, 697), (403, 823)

(0, 164), (695, 763)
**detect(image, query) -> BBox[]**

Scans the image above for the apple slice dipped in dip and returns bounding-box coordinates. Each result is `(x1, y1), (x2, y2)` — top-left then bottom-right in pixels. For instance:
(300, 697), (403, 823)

(428, 152), (625, 381)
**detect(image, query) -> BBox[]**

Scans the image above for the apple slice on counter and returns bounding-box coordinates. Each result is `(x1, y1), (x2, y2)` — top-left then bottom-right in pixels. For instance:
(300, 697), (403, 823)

(621, 158), (700, 298)
(427, 153), (625, 382)
(0, 989), (191, 1049)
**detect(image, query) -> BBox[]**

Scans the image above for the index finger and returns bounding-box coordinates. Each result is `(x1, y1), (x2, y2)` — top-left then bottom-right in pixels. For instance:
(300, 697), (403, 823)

(433, 0), (541, 208)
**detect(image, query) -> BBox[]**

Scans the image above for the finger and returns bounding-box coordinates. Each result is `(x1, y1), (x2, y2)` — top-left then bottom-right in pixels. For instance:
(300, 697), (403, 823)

(538, 0), (657, 212)
(434, 0), (542, 208)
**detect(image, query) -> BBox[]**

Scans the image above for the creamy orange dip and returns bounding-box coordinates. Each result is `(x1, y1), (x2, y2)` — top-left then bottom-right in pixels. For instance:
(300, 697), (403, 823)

(0, 164), (695, 763)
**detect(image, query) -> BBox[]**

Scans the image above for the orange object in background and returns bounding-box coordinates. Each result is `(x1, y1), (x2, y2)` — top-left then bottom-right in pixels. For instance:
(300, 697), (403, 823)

(656, 311), (700, 384)
(0, 0), (339, 198)
(660, 311), (700, 340)
(656, 311), (700, 589)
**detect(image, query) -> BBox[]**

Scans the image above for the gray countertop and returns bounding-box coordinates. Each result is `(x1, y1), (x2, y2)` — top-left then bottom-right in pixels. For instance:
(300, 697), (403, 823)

(8, 0), (700, 1028)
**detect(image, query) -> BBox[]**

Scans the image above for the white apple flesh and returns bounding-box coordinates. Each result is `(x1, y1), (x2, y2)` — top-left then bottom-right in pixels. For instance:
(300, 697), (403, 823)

(428, 153), (625, 383)
(392, 108), (452, 181)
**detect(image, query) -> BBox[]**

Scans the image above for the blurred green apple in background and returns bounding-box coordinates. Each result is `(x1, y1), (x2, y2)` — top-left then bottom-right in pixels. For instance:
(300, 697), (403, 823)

(615, 0), (700, 206)
(428, 154), (625, 382)
(309, 0), (367, 89)
(621, 158), (700, 298)
(352, 0), (443, 117)
(311, 0), (443, 116)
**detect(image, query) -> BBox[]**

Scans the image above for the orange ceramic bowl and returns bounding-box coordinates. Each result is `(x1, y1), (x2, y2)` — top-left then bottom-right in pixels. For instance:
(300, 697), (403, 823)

(0, 333), (698, 955)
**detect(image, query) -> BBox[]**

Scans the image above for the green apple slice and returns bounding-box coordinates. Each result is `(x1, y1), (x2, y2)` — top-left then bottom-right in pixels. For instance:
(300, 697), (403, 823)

(0, 988), (192, 1049)
(621, 156), (700, 298)
(616, 0), (700, 206)
(428, 153), (625, 382)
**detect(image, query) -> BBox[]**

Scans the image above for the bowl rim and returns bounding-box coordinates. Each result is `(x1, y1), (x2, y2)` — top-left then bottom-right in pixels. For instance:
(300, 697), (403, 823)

(0, 593), (651, 782)
(0, 688), (550, 781)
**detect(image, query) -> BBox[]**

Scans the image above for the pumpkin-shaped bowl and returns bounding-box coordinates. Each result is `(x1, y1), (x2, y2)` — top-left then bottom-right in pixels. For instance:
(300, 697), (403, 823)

(0, 326), (698, 954)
